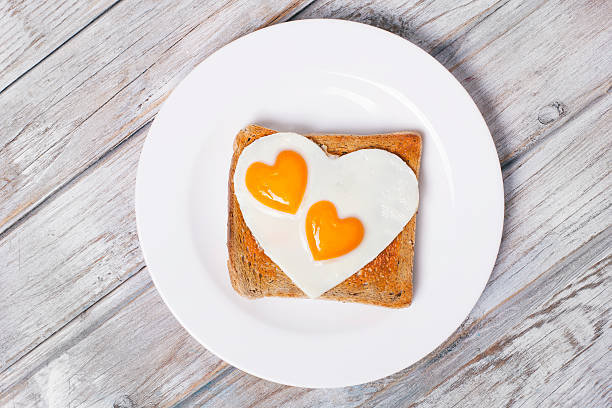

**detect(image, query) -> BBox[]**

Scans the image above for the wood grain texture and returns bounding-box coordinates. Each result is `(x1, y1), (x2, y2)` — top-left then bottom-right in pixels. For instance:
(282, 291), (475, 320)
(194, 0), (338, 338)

(1, 78), (609, 407)
(146, 79), (612, 408)
(1, 0), (610, 242)
(1, 0), (611, 406)
(296, 0), (612, 162)
(0, 124), (146, 371)
(0, 0), (118, 91)
(0, 269), (231, 408)
(366, 231), (611, 408)
(174, 233), (612, 407)
(0, 0), (314, 236)
(0, 0), (313, 375)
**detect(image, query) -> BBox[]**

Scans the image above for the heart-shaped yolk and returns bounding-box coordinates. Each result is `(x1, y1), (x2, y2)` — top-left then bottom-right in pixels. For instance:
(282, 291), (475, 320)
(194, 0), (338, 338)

(245, 150), (307, 214)
(306, 200), (364, 261)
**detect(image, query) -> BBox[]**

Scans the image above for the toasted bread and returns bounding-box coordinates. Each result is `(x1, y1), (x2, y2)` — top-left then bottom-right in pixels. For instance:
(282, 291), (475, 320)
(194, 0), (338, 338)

(227, 125), (421, 307)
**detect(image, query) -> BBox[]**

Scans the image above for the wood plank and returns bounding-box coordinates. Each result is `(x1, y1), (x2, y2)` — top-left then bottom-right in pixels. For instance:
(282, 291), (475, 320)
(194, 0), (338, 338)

(539, 341), (611, 408)
(0, 0), (314, 236)
(1, 0), (609, 404)
(150, 92), (612, 406)
(180, 232), (611, 407)
(0, 0), (314, 375)
(1, 0), (609, 242)
(0, 124), (147, 371)
(296, 0), (612, 162)
(296, 0), (506, 53)
(375, 233), (611, 408)
(0, 69), (609, 405)
(0, 220), (607, 406)
(0, 269), (231, 407)
(0, 0), (118, 91)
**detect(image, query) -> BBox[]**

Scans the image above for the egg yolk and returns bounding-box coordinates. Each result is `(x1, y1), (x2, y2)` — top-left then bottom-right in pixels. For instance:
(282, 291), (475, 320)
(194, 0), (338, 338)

(306, 200), (364, 261)
(245, 150), (307, 214)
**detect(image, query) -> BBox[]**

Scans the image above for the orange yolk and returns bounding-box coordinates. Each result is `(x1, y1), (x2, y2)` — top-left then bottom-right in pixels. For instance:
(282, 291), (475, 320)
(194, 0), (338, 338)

(245, 150), (307, 214)
(306, 200), (364, 261)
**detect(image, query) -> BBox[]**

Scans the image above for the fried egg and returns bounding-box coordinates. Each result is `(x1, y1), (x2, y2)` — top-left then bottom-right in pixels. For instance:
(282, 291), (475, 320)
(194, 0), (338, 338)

(233, 132), (418, 298)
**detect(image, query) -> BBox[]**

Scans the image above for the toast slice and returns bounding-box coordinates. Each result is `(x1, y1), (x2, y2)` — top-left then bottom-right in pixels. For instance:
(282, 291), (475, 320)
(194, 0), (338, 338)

(227, 125), (421, 307)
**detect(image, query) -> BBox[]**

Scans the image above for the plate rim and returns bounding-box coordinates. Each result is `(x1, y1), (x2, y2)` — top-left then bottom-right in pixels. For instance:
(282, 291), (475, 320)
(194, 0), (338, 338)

(136, 18), (504, 388)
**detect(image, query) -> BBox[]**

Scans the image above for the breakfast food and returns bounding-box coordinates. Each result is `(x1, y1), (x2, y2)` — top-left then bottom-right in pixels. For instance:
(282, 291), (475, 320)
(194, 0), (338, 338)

(228, 125), (421, 307)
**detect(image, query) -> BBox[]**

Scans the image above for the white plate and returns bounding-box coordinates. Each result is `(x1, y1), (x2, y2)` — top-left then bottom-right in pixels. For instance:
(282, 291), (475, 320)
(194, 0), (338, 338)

(136, 19), (503, 388)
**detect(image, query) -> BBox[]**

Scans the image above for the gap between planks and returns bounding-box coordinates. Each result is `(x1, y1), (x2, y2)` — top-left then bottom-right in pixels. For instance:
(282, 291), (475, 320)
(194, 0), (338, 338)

(0, 0), (316, 243)
(0, 264), (149, 379)
(0, 74), (606, 247)
(1, 0), (610, 401)
(0, 119), (153, 243)
(0, 0), (317, 375)
(1, 0), (609, 377)
(500, 83), (612, 172)
(0, 0), (124, 96)
(0, 0), (596, 247)
(2, 0), (609, 240)
(1, 94), (609, 402)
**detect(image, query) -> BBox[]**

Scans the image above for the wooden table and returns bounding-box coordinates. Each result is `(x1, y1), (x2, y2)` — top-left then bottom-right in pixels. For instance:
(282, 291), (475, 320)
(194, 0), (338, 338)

(1, 1), (610, 406)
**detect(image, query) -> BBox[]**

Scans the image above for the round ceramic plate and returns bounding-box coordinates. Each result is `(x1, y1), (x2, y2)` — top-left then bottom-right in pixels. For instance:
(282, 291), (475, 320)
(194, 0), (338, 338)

(136, 19), (503, 388)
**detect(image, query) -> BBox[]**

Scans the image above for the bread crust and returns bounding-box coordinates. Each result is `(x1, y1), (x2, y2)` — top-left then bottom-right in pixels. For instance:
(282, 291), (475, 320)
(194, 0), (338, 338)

(227, 125), (421, 307)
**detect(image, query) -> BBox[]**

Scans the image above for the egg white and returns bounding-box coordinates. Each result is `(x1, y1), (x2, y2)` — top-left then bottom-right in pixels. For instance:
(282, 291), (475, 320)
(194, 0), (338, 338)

(233, 132), (419, 298)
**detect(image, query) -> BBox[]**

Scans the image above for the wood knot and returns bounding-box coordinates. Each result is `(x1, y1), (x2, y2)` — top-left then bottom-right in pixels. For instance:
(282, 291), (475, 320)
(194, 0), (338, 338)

(113, 395), (135, 408)
(538, 102), (566, 124)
